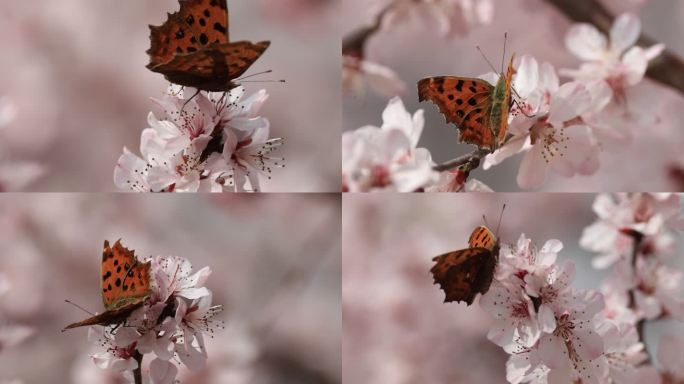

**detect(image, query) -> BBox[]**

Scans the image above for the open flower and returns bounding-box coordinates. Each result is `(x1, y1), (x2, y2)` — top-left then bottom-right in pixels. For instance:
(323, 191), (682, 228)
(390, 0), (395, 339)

(561, 13), (665, 104)
(114, 86), (283, 193)
(342, 97), (438, 192)
(597, 321), (648, 383)
(483, 55), (607, 189)
(480, 277), (542, 351)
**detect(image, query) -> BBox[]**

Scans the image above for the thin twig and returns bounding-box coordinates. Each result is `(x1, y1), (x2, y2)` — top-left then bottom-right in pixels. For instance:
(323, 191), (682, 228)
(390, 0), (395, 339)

(342, 1), (404, 56)
(433, 148), (490, 173)
(546, 0), (684, 95)
(625, 231), (651, 364)
(133, 351), (143, 384)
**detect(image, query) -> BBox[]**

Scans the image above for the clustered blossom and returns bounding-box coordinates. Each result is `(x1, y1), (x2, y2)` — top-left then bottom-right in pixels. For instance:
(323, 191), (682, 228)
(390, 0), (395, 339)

(480, 13), (663, 189)
(342, 96), (493, 192)
(480, 200), (684, 384)
(581, 193), (684, 323)
(115, 86), (284, 193)
(480, 235), (612, 383)
(87, 254), (223, 383)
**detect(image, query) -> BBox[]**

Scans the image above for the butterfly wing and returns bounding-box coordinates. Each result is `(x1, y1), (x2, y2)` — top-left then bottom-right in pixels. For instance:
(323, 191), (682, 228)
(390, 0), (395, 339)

(62, 301), (145, 330)
(148, 41), (270, 91)
(430, 247), (492, 305)
(177, 0), (229, 45)
(63, 240), (151, 331)
(418, 77), (497, 150)
(147, 0), (229, 68)
(468, 225), (497, 250)
(101, 240), (151, 311)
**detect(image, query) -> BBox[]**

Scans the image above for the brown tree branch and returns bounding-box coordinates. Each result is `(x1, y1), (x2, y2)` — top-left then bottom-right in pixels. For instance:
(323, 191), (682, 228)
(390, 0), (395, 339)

(625, 231), (651, 365)
(342, 1), (399, 56)
(433, 148), (490, 173)
(546, 0), (684, 95)
(133, 351), (143, 384)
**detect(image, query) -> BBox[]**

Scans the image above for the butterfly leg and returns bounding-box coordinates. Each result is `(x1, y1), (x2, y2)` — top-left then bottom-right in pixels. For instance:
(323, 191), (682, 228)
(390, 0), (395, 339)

(181, 89), (202, 111)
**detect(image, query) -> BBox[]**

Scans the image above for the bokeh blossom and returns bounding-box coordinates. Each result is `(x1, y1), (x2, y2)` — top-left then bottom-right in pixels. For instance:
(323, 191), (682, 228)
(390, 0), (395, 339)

(382, 0), (494, 37)
(0, 96), (44, 191)
(114, 87), (283, 193)
(580, 193), (681, 269)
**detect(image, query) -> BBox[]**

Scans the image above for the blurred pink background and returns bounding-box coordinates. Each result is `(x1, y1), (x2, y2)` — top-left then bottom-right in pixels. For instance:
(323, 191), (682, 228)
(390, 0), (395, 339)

(342, 0), (684, 191)
(0, 193), (340, 383)
(0, 0), (341, 192)
(342, 193), (684, 383)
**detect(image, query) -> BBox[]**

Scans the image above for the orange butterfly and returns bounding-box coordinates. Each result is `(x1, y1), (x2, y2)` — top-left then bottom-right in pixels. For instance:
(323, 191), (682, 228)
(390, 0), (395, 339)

(63, 240), (151, 330)
(430, 225), (499, 305)
(147, 0), (270, 92)
(418, 54), (515, 152)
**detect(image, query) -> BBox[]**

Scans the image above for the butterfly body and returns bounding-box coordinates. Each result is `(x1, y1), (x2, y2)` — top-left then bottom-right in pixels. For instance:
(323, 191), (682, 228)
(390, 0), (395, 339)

(63, 240), (151, 330)
(418, 55), (515, 152)
(147, 0), (270, 92)
(430, 225), (499, 305)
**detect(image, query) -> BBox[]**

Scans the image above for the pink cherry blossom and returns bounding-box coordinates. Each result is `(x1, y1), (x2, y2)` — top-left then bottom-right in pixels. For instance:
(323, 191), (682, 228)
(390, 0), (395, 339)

(382, 0), (493, 37)
(596, 321), (648, 383)
(535, 290), (605, 384)
(342, 55), (407, 97)
(497, 233), (561, 280)
(342, 97), (439, 192)
(483, 55), (607, 189)
(580, 193), (681, 269)
(561, 13), (665, 104)
(114, 86), (283, 193)
(628, 257), (684, 320)
(480, 278), (542, 350)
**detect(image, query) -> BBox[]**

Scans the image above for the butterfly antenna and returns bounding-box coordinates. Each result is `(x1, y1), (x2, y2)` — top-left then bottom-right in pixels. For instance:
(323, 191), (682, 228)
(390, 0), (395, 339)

(64, 299), (95, 316)
(236, 70), (273, 81)
(502, 32), (508, 73)
(482, 214), (490, 228)
(239, 80), (286, 84)
(476, 46), (498, 74)
(496, 204), (506, 236)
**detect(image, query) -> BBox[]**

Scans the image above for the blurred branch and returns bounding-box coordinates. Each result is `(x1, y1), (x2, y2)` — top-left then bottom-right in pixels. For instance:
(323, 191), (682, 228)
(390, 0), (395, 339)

(625, 232), (651, 365)
(133, 351), (143, 384)
(342, 1), (403, 56)
(433, 148), (489, 173)
(546, 0), (684, 95)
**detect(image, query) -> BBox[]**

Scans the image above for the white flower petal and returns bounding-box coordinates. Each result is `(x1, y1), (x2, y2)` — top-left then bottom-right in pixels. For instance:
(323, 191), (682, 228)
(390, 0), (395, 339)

(610, 14), (640, 53)
(566, 24), (607, 61)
